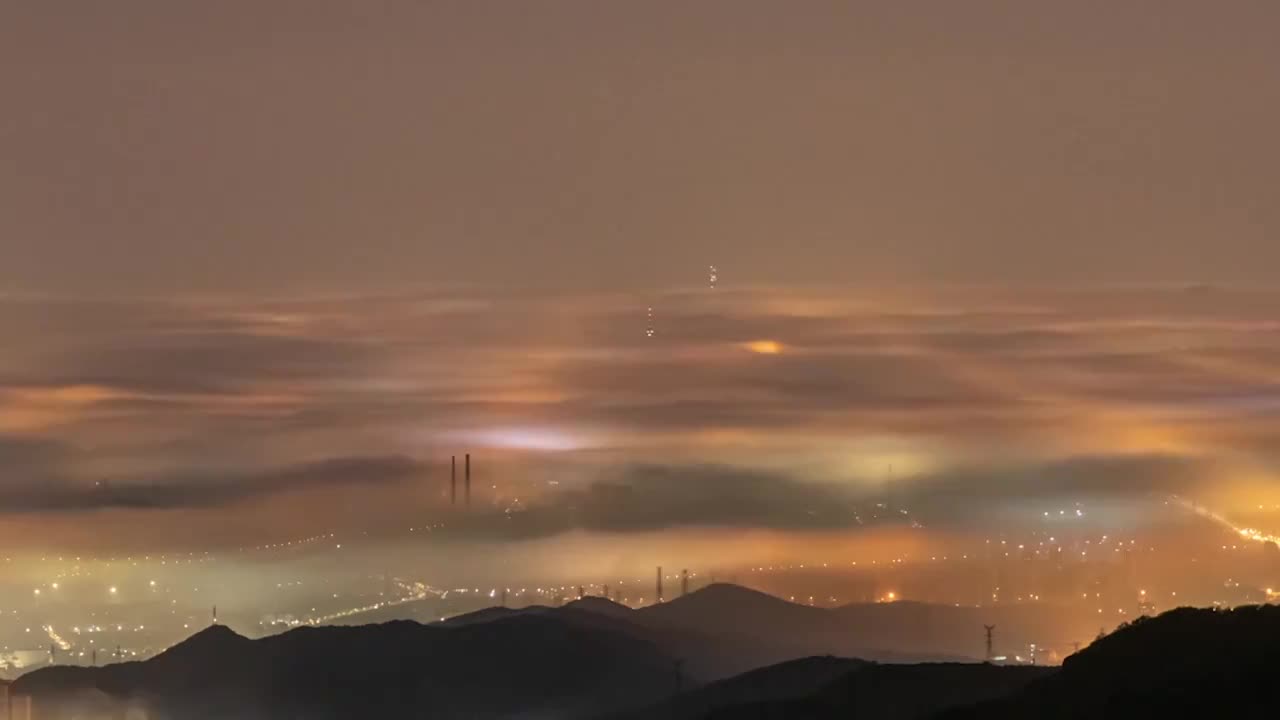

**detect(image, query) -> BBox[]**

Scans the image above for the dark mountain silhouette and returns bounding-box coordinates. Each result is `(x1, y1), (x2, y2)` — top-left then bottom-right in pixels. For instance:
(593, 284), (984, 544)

(704, 663), (1052, 720)
(335, 584), (1085, 677)
(19, 584), (1228, 720)
(627, 584), (1083, 664)
(638, 584), (825, 629)
(12, 616), (679, 720)
(703, 603), (1280, 719)
(435, 585), (975, 680)
(610, 655), (867, 720)
(565, 595), (640, 620)
(939, 604), (1280, 718)
(437, 593), (837, 682)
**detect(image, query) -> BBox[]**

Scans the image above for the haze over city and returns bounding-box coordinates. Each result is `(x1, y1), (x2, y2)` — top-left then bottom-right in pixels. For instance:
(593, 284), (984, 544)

(3, 2), (1280, 718)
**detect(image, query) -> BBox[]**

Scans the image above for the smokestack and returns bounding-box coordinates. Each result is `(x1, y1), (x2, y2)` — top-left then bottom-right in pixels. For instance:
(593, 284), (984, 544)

(451, 456), (456, 506)
(465, 453), (471, 507)
(657, 566), (664, 603)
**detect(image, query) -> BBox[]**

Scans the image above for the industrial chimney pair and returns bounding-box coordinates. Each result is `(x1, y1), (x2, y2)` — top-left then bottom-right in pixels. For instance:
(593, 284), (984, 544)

(451, 454), (471, 507)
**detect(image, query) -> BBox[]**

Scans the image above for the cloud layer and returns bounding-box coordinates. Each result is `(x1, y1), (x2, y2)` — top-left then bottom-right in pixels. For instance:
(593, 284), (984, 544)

(1, 286), (1279, 545)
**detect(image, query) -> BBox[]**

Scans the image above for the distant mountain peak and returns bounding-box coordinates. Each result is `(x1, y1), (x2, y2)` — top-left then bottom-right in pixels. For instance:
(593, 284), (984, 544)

(565, 595), (634, 616)
(152, 623), (251, 664)
(188, 623), (246, 641)
(669, 583), (794, 607)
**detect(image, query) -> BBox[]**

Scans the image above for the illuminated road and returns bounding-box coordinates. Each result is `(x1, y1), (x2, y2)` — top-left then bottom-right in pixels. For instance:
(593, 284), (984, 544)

(1171, 495), (1280, 545)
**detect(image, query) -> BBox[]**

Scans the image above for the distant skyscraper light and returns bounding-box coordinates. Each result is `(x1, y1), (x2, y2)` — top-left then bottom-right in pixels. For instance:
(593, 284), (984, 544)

(709, 265), (718, 289)
(646, 307), (655, 338)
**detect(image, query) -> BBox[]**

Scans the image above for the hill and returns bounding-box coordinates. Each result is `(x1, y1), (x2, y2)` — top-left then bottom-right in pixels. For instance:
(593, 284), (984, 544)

(611, 656), (867, 720)
(11, 617), (679, 720)
(628, 584), (1060, 664)
(939, 604), (1280, 718)
(704, 663), (1052, 719)
(436, 593), (826, 682)
(701, 603), (1280, 719)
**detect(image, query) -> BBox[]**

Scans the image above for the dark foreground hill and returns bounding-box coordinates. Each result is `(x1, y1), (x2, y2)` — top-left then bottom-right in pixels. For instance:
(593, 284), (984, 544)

(11, 616), (678, 720)
(19, 587), (1262, 720)
(939, 604), (1280, 719)
(701, 663), (1052, 720)
(703, 604), (1280, 719)
(610, 656), (868, 720)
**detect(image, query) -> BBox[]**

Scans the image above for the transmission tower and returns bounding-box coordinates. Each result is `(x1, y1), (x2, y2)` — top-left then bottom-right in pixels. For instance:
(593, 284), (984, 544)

(984, 625), (996, 662)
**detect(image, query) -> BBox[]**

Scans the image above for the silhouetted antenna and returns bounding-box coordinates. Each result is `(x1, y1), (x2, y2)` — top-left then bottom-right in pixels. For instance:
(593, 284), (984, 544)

(578, 586), (584, 600)
(451, 455), (457, 506)
(465, 453), (471, 508)
(212, 605), (218, 626)
(49, 644), (55, 666)
(681, 569), (689, 596)
(91, 648), (97, 666)
(656, 566), (664, 603)
(984, 625), (996, 662)
(116, 645), (121, 662)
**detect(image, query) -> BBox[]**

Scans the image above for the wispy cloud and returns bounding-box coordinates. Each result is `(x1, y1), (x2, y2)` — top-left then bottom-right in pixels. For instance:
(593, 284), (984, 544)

(2, 287), (1278, 543)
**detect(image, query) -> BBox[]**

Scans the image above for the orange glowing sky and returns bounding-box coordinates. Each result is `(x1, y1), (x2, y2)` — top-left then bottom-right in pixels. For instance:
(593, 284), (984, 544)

(3, 1), (1280, 556)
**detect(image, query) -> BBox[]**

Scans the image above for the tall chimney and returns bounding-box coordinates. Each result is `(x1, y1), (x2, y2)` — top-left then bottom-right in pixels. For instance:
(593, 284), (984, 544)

(451, 456), (456, 506)
(465, 453), (471, 507)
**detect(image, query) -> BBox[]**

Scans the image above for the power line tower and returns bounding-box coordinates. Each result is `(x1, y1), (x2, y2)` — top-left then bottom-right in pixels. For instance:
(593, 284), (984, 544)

(984, 625), (996, 662)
